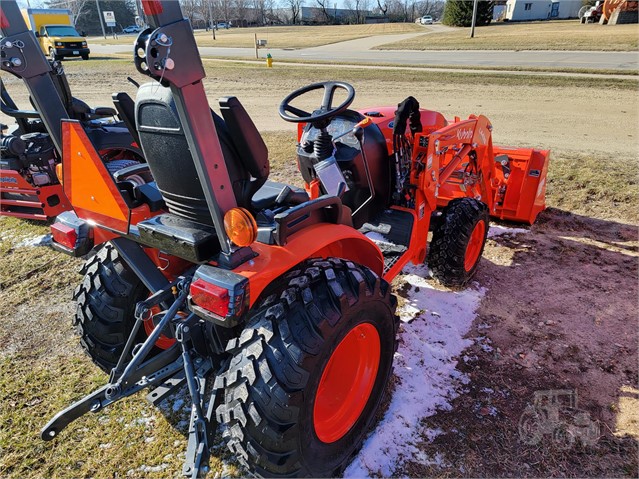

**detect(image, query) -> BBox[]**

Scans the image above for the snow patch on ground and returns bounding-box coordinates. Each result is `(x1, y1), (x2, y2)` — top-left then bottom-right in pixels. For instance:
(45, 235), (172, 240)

(488, 225), (529, 238)
(363, 231), (389, 243)
(16, 234), (52, 247)
(345, 263), (485, 477)
(137, 463), (168, 473)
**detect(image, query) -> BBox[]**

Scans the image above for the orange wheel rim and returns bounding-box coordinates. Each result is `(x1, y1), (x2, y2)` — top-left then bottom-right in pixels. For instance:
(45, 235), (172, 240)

(143, 303), (176, 350)
(313, 323), (380, 443)
(464, 220), (486, 272)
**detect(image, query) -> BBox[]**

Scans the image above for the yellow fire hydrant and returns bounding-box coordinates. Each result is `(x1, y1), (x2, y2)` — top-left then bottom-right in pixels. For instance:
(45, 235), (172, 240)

(266, 53), (273, 68)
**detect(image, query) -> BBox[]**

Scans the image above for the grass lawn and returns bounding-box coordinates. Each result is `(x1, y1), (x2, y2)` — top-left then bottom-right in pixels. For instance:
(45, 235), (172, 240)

(376, 20), (639, 51)
(91, 23), (423, 49)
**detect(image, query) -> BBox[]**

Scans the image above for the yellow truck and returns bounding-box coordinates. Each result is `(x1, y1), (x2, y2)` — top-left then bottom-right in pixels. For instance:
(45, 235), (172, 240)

(21, 8), (90, 61)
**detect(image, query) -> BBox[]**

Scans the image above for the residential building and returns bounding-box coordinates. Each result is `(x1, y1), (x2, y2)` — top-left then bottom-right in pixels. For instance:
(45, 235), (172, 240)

(504, 0), (582, 20)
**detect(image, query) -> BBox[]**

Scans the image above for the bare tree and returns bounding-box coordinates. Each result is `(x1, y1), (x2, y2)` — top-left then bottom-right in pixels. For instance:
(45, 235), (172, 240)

(47, 0), (91, 23)
(286, 0), (303, 24)
(344, 0), (364, 23)
(415, 0), (444, 18)
(375, 0), (388, 17)
(315, 0), (332, 23)
(251, 0), (266, 25)
(215, 0), (233, 23)
(234, 0), (249, 26)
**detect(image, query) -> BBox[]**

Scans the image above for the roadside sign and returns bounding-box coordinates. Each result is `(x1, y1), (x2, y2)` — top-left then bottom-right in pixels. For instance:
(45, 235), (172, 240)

(103, 11), (116, 27)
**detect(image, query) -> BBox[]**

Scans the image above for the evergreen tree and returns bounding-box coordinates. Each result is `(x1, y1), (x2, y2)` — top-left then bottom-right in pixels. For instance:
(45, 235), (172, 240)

(442, 0), (494, 27)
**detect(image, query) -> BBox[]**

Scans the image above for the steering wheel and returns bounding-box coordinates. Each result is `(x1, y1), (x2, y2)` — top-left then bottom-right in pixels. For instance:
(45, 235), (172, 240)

(279, 81), (355, 124)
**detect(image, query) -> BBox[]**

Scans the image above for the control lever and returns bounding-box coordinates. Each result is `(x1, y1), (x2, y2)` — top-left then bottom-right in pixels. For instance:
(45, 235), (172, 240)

(127, 77), (140, 88)
(351, 126), (376, 217)
(274, 185), (292, 205)
(275, 185), (311, 206)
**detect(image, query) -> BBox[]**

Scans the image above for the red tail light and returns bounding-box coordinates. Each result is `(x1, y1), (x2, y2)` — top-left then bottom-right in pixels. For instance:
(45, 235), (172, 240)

(190, 278), (229, 318)
(0, 8), (9, 29)
(51, 222), (77, 249)
(141, 0), (163, 15)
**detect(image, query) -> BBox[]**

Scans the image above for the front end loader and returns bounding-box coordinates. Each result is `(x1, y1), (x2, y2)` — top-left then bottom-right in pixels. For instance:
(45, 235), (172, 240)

(39, 0), (549, 476)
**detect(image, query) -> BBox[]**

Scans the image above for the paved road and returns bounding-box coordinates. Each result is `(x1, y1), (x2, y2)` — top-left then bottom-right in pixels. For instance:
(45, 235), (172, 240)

(90, 32), (639, 71)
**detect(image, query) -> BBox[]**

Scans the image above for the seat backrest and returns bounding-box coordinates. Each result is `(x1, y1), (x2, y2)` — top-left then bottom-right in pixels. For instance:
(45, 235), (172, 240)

(219, 96), (269, 181)
(134, 83), (262, 225)
(112, 92), (140, 145)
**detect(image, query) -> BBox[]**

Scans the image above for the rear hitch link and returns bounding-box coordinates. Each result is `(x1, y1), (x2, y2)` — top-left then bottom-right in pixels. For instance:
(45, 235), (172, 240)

(41, 277), (219, 478)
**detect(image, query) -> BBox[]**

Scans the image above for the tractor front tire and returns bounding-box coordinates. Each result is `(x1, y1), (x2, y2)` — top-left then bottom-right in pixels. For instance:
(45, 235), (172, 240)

(428, 197), (489, 287)
(216, 258), (398, 477)
(73, 243), (148, 373)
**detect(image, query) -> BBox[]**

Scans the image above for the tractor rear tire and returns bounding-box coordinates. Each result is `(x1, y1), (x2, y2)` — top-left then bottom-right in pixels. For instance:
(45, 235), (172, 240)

(73, 243), (148, 373)
(428, 197), (489, 287)
(215, 258), (398, 477)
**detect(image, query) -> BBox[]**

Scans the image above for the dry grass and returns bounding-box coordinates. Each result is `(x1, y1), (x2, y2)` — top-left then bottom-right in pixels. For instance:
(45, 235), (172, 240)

(546, 152), (639, 224)
(200, 58), (637, 90)
(91, 23), (423, 49)
(207, 56), (639, 76)
(377, 20), (639, 51)
(0, 216), (239, 478)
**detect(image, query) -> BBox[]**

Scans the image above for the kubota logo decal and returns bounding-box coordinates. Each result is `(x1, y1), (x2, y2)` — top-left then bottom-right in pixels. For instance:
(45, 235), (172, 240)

(457, 128), (473, 141)
(478, 128), (487, 144)
(0, 177), (18, 184)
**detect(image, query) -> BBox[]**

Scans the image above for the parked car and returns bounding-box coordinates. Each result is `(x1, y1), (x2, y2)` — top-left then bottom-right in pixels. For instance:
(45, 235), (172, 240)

(214, 22), (229, 29)
(122, 25), (141, 33)
(420, 15), (433, 24)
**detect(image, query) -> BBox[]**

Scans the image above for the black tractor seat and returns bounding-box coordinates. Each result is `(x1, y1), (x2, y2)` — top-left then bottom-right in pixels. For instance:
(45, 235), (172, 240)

(133, 83), (349, 262)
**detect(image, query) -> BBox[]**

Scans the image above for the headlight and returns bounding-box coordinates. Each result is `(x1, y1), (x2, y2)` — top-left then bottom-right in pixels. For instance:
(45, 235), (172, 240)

(55, 42), (63, 46)
(82, 41), (87, 46)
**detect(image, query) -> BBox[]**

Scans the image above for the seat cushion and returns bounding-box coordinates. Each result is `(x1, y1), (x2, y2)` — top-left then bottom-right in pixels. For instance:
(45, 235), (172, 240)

(251, 180), (307, 211)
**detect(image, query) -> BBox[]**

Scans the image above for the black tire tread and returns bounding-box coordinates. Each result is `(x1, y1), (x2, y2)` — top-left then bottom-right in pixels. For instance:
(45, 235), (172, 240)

(72, 243), (146, 372)
(215, 258), (398, 477)
(428, 197), (489, 287)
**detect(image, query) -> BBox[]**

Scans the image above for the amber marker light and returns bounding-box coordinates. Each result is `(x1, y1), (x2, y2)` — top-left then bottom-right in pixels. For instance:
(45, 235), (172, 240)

(224, 207), (257, 247)
(55, 163), (63, 184)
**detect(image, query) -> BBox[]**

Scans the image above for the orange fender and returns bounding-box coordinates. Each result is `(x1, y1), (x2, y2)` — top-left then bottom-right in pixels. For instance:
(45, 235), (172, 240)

(233, 223), (384, 307)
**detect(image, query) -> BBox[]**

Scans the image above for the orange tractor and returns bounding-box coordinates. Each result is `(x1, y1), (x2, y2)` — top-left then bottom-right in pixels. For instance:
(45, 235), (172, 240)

(0, 3), (142, 221)
(39, 0), (549, 476)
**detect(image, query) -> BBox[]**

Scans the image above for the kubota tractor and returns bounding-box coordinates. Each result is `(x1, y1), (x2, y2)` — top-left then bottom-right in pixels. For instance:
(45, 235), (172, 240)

(0, 2), (143, 221)
(39, 0), (549, 476)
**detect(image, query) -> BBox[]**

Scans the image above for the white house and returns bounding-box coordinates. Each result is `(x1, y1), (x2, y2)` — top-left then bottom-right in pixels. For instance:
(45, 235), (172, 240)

(551, 0), (583, 18)
(505, 0), (582, 20)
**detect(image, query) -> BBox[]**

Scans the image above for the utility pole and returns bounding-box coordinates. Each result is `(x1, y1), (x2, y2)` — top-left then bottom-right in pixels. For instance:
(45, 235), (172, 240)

(208, 0), (215, 39)
(95, 0), (106, 39)
(470, 0), (479, 38)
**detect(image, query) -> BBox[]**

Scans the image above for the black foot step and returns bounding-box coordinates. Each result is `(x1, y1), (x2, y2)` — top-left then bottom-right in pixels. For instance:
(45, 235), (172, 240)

(359, 209), (414, 274)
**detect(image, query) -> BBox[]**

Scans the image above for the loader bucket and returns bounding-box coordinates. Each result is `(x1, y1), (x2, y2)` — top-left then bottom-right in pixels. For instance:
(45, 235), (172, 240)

(492, 147), (550, 225)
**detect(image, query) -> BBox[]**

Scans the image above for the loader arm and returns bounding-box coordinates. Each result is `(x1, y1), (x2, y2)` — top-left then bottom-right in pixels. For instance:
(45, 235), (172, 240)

(420, 115), (496, 212)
